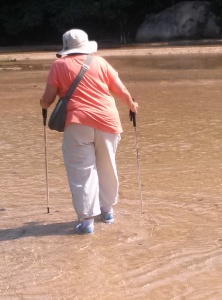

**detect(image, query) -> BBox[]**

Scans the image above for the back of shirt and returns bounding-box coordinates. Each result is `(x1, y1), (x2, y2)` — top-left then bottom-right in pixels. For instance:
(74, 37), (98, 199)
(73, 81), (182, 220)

(47, 54), (123, 134)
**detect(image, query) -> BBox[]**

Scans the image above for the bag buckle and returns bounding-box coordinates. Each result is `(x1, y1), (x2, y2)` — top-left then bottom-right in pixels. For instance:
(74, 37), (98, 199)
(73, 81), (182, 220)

(82, 64), (90, 70)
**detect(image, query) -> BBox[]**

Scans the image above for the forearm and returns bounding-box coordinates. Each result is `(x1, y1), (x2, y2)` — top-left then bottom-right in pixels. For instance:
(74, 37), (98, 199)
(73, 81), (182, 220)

(117, 86), (135, 111)
(40, 83), (58, 109)
(110, 77), (138, 112)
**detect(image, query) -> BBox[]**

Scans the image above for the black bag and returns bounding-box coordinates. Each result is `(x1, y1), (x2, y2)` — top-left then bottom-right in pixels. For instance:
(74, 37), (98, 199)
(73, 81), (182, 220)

(48, 55), (92, 132)
(48, 96), (69, 132)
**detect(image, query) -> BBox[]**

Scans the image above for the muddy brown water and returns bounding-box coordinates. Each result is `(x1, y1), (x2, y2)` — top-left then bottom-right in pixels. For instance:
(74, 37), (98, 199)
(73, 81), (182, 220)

(0, 51), (222, 299)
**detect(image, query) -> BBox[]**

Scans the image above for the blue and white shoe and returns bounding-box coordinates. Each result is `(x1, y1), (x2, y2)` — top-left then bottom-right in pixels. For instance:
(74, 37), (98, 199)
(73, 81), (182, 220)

(75, 223), (94, 235)
(101, 208), (114, 224)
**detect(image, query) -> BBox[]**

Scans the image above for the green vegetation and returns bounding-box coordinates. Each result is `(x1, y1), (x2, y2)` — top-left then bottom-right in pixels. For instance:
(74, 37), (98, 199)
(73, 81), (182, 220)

(0, 0), (221, 46)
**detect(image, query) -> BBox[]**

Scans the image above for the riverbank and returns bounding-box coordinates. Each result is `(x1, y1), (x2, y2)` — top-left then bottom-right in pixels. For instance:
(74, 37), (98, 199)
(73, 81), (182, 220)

(1, 39), (222, 61)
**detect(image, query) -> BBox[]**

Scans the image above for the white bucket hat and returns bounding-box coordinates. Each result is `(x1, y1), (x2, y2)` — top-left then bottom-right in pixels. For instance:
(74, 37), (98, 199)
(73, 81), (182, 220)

(56, 29), (98, 57)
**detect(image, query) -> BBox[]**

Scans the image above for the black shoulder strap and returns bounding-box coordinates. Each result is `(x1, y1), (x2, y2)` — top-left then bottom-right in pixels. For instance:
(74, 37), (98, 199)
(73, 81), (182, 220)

(65, 54), (92, 99)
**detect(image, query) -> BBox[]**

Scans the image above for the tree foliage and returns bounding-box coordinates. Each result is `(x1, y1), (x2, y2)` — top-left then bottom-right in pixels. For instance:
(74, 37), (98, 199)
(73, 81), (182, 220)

(0, 0), (221, 46)
(210, 0), (222, 25)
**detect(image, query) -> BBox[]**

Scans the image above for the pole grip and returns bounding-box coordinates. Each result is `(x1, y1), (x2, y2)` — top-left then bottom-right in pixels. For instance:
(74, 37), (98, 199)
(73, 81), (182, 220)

(42, 108), (47, 126)
(129, 99), (136, 127)
(129, 110), (136, 127)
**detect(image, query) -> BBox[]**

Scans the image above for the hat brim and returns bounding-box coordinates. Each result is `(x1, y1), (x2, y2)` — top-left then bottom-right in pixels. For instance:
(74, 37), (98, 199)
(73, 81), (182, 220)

(57, 41), (98, 56)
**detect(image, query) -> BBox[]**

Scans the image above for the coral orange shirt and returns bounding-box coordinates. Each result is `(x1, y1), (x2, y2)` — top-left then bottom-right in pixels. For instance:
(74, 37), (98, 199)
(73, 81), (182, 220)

(47, 54), (123, 134)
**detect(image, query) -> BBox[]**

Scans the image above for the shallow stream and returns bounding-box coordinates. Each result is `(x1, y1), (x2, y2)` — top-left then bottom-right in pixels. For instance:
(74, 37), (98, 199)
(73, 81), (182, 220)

(0, 51), (222, 299)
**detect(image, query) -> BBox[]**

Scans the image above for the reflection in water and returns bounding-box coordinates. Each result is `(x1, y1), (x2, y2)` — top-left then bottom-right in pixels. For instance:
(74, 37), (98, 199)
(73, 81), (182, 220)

(0, 53), (222, 299)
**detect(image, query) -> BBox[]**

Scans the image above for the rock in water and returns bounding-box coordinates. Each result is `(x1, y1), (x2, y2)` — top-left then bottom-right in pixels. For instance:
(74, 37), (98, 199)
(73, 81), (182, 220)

(136, 1), (221, 42)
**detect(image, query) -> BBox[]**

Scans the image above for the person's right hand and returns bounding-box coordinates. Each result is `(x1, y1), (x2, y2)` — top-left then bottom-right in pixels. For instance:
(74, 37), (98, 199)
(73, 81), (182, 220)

(130, 101), (138, 113)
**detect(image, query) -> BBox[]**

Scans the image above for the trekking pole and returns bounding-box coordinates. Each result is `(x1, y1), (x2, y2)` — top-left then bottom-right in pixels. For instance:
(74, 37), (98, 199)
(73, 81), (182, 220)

(129, 101), (143, 214)
(42, 108), (50, 213)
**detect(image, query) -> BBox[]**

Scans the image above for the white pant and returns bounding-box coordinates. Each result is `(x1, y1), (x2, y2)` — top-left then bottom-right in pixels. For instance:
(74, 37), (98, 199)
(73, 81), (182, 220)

(62, 124), (121, 220)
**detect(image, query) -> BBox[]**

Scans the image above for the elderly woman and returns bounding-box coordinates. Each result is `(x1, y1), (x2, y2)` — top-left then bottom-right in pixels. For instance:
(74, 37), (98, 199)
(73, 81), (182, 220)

(40, 29), (138, 234)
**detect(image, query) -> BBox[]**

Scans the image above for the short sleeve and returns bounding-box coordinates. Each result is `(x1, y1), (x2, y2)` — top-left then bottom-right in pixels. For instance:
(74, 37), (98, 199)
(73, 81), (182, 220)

(47, 61), (60, 87)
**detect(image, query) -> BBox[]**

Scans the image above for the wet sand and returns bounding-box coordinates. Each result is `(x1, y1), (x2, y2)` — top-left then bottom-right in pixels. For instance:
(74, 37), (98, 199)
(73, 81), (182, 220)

(0, 45), (222, 299)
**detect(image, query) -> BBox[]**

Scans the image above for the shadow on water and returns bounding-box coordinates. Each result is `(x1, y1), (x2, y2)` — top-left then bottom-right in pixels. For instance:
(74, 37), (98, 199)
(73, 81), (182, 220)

(107, 53), (222, 69)
(0, 221), (76, 241)
(104, 53), (222, 84)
